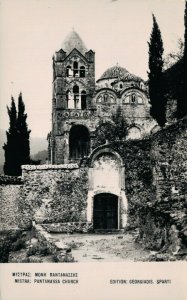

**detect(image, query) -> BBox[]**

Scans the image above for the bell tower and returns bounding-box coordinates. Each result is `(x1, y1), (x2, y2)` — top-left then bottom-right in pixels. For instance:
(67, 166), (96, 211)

(48, 30), (95, 164)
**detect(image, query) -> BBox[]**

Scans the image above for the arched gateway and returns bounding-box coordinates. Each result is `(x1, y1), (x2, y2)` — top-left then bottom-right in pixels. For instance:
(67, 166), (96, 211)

(87, 148), (128, 230)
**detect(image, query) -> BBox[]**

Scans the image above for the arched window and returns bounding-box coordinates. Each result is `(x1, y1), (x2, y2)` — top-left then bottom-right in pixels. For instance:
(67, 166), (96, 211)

(80, 66), (85, 77)
(53, 98), (56, 107)
(104, 93), (108, 102)
(66, 66), (71, 77)
(81, 91), (87, 110)
(66, 90), (70, 108)
(73, 61), (79, 77)
(127, 126), (141, 140)
(73, 85), (79, 108)
(140, 81), (144, 89)
(131, 94), (136, 104)
(69, 125), (90, 159)
(73, 85), (79, 94)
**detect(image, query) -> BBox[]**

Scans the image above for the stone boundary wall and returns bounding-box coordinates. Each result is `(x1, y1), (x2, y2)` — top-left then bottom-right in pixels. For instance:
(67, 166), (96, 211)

(0, 175), (23, 185)
(22, 163), (79, 170)
(19, 165), (89, 228)
(0, 175), (23, 231)
(0, 164), (88, 231)
(34, 224), (75, 262)
(42, 222), (93, 233)
(0, 182), (22, 231)
(137, 117), (187, 256)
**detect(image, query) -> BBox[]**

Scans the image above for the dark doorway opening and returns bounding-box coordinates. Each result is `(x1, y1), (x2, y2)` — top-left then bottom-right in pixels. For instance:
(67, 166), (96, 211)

(93, 193), (118, 230)
(69, 125), (90, 160)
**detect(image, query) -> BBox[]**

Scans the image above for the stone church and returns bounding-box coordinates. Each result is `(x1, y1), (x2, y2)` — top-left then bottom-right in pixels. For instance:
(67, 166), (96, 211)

(48, 30), (157, 165)
(44, 30), (157, 231)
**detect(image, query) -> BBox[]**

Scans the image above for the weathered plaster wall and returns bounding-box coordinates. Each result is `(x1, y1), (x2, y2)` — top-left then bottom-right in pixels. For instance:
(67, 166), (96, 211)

(92, 153), (120, 192)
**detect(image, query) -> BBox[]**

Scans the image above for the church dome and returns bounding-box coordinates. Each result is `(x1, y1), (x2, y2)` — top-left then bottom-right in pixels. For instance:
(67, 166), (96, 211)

(61, 30), (88, 54)
(97, 65), (142, 82)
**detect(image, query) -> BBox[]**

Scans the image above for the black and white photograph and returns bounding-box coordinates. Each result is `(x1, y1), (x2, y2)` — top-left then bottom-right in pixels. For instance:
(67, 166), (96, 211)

(0, 0), (187, 299)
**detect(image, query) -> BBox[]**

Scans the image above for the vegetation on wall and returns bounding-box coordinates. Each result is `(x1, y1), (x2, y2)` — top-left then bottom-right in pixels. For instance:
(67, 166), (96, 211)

(177, 0), (187, 119)
(137, 119), (187, 255)
(93, 107), (128, 149)
(163, 1), (187, 121)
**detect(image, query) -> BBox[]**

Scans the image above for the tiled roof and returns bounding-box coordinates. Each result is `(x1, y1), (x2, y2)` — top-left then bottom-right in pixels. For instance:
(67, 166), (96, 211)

(61, 30), (88, 54)
(98, 65), (142, 82)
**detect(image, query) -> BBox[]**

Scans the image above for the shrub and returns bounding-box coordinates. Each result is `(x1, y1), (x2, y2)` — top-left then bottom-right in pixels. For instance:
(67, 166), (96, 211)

(51, 254), (59, 262)
(37, 243), (51, 256)
(26, 245), (38, 257)
(12, 238), (26, 251)
(0, 239), (10, 262)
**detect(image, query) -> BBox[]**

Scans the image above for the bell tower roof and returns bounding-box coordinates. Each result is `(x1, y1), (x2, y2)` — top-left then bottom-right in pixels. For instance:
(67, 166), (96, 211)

(61, 30), (88, 55)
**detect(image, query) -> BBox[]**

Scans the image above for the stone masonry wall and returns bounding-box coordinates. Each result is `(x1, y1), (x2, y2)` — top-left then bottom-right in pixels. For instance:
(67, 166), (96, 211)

(0, 176), (23, 231)
(138, 117), (187, 255)
(0, 141), (153, 231)
(19, 164), (89, 229)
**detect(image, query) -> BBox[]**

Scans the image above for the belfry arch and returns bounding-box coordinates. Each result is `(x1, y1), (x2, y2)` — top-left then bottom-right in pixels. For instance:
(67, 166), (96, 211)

(87, 148), (128, 229)
(69, 125), (90, 160)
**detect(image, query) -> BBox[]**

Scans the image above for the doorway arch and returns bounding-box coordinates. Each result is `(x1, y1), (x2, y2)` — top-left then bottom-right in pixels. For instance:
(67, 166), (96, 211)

(86, 147), (128, 229)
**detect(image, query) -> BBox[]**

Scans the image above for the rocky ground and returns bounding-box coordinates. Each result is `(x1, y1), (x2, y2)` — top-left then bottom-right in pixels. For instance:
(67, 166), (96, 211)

(1, 229), (151, 263)
(2, 228), (185, 263)
(49, 231), (151, 262)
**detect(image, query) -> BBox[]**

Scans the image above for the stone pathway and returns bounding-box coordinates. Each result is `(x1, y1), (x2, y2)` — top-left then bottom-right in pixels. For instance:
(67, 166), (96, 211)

(49, 232), (151, 262)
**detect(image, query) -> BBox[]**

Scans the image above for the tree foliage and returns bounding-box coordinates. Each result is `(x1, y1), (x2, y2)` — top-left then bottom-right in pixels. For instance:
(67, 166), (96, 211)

(3, 93), (31, 176)
(3, 97), (19, 175)
(164, 38), (184, 69)
(177, 0), (187, 119)
(93, 106), (128, 148)
(112, 106), (128, 140)
(163, 1), (187, 120)
(148, 14), (166, 127)
(17, 93), (31, 166)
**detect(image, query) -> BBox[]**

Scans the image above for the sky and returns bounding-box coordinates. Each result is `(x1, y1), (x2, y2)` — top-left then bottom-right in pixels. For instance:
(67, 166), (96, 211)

(0, 0), (185, 138)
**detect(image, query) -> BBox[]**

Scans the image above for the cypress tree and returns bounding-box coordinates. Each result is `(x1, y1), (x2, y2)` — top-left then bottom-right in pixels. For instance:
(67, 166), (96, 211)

(177, 0), (187, 119)
(148, 14), (166, 127)
(3, 97), (19, 175)
(3, 93), (31, 176)
(17, 93), (31, 170)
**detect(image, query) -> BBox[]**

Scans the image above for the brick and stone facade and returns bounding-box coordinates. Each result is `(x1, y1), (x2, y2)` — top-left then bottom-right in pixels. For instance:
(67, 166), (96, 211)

(48, 30), (158, 165)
